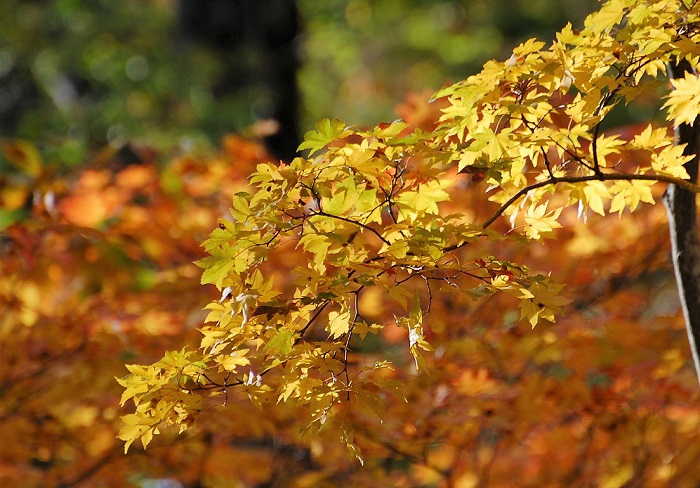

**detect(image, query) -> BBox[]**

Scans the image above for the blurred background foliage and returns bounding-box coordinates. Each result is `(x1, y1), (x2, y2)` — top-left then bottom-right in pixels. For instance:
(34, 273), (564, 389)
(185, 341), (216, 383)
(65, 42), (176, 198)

(298, 0), (597, 124)
(0, 0), (599, 162)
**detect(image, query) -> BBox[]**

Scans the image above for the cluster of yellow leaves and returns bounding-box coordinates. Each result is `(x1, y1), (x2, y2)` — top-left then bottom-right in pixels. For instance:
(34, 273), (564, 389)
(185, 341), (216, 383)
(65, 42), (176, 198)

(116, 0), (700, 480)
(117, 349), (206, 452)
(119, 109), (576, 455)
(4, 101), (697, 486)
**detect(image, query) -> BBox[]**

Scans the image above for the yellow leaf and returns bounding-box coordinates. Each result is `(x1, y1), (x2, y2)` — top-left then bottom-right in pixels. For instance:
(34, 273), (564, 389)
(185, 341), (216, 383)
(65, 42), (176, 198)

(651, 144), (692, 179)
(523, 202), (562, 239)
(230, 193), (252, 221)
(118, 414), (154, 453)
(117, 378), (149, 407)
(328, 308), (352, 339)
(278, 379), (301, 402)
(297, 232), (332, 267)
(216, 349), (251, 372)
(609, 180), (654, 215)
(631, 124), (669, 150)
(395, 179), (451, 222)
(582, 181), (609, 217)
(264, 327), (295, 356)
(584, 0), (628, 33)
(590, 134), (624, 167)
(518, 279), (570, 328)
(663, 72), (700, 126)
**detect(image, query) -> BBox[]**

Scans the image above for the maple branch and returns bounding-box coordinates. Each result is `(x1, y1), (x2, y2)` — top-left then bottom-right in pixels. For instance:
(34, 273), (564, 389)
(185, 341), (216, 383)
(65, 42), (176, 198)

(518, 114), (556, 178)
(663, 59), (700, 387)
(57, 451), (114, 488)
(590, 63), (635, 175)
(295, 299), (331, 344)
(480, 172), (700, 230)
(540, 146), (555, 179)
(313, 209), (391, 245)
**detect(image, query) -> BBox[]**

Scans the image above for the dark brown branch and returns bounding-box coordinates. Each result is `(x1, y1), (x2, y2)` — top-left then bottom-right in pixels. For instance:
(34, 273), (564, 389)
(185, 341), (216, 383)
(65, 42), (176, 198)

(295, 300), (331, 345)
(313, 209), (391, 245)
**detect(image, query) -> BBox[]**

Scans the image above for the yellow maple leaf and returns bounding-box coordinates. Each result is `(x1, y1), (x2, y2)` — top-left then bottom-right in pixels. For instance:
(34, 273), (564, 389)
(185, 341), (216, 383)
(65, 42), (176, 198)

(328, 308), (351, 339)
(609, 180), (655, 215)
(216, 349), (251, 372)
(523, 202), (562, 239)
(395, 179), (452, 222)
(662, 72), (700, 126)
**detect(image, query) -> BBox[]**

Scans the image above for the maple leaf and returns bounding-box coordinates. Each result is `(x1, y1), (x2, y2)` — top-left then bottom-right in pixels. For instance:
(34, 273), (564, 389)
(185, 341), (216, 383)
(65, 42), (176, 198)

(523, 202), (562, 240)
(196, 249), (236, 289)
(395, 179), (451, 222)
(215, 349), (251, 372)
(328, 308), (352, 339)
(609, 180), (655, 215)
(662, 72), (700, 126)
(264, 327), (295, 357)
(298, 119), (351, 156)
(117, 413), (154, 453)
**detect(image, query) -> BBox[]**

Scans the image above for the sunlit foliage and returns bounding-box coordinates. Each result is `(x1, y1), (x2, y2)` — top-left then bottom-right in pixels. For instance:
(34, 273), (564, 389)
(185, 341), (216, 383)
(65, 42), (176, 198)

(115, 1), (700, 485)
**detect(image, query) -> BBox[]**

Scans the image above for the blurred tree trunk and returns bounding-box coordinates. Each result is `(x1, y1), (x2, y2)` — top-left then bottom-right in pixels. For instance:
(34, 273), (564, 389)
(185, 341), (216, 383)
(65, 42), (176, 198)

(0, 66), (39, 138)
(179, 0), (301, 161)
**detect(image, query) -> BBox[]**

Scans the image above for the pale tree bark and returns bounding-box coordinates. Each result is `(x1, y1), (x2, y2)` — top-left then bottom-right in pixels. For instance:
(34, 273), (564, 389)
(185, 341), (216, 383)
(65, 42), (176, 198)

(663, 61), (700, 387)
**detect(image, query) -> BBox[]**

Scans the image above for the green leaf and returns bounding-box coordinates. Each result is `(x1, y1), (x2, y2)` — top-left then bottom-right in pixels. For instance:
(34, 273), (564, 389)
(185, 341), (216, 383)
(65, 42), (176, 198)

(196, 251), (235, 289)
(264, 327), (295, 357)
(298, 119), (350, 156)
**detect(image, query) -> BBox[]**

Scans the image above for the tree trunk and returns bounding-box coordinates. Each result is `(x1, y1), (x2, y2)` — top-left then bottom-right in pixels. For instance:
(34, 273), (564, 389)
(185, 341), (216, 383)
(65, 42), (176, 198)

(178, 0), (300, 161)
(663, 61), (700, 387)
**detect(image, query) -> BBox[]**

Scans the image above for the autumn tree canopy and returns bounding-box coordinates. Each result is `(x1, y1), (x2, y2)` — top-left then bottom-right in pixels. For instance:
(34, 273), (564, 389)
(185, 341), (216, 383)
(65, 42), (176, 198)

(2, 0), (700, 486)
(115, 0), (700, 484)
